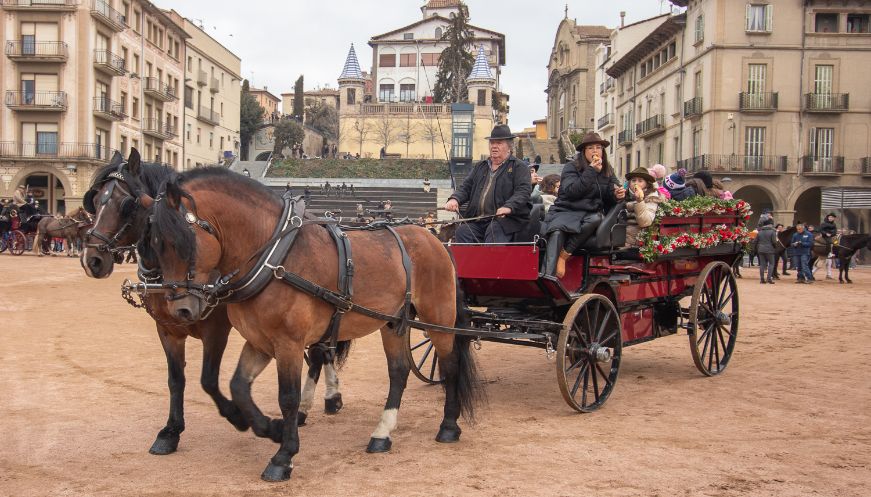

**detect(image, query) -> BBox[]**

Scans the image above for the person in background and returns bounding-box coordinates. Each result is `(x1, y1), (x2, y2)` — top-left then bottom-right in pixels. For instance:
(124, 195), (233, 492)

(662, 169), (696, 201)
(529, 163), (543, 203)
(790, 223), (815, 284)
(647, 164), (671, 199)
(756, 217), (778, 284)
(539, 174), (561, 212)
(775, 223), (788, 277)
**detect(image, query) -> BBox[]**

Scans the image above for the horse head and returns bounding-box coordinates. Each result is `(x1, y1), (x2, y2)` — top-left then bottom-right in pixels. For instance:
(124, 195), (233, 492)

(81, 148), (155, 278)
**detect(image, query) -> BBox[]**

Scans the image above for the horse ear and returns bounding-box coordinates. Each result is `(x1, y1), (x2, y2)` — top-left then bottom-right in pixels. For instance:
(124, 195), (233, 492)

(128, 148), (141, 176)
(163, 179), (184, 210)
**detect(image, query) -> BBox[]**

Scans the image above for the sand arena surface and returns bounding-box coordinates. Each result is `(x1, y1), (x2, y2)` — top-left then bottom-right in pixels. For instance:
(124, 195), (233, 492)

(1, 254), (869, 496)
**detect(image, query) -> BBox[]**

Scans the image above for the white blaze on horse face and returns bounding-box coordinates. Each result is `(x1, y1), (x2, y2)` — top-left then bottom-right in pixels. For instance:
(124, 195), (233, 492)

(324, 363), (340, 399)
(370, 408), (398, 440)
(299, 375), (317, 415)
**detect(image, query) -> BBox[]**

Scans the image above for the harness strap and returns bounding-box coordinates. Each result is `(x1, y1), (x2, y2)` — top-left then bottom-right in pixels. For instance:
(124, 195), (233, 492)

(317, 224), (355, 352)
(384, 225), (413, 336)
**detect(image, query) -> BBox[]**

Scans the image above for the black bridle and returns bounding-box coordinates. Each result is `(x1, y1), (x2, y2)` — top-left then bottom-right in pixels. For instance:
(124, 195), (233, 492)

(84, 170), (140, 254)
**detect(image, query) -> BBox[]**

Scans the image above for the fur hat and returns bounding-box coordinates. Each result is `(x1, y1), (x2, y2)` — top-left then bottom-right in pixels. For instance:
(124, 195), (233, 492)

(663, 168), (688, 191)
(648, 164), (668, 180)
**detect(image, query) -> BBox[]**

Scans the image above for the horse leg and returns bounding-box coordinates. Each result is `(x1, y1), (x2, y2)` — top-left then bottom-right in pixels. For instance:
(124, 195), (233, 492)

(230, 342), (283, 443)
(197, 316), (249, 432)
(150, 327), (187, 455)
(297, 345), (326, 426)
(366, 328), (410, 453)
(844, 257), (852, 283)
(261, 344), (305, 482)
(323, 349), (344, 414)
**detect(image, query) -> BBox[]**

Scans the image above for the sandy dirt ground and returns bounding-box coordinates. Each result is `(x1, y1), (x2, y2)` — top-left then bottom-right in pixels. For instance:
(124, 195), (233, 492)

(1, 254), (870, 497)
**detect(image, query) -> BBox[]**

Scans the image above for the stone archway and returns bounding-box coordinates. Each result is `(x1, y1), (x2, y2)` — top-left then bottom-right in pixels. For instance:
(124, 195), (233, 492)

(6, 165), (76, 214)
(792, 187), (822, 227)
(733, 185), (776, 227)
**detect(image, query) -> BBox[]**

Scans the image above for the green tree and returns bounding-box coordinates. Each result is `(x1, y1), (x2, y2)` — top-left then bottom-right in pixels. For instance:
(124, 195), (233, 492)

(307, 103), (339, 141)
(239, 79), (265, 160)
(432, 2), (475, 103)
(292, 75), (304, 121)
(273, 119), (305, 158)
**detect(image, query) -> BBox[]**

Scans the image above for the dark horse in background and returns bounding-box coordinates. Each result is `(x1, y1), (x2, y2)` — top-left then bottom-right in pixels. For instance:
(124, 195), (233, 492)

(33, 207), (92, 257)
(145, 166), (482, 481)
(777, 227), (869, 283)
(81, 150), (350, 455)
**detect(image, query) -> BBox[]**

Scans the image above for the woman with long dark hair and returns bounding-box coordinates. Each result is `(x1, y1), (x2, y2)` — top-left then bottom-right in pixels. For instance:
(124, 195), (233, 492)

(543, 132), (625, 277)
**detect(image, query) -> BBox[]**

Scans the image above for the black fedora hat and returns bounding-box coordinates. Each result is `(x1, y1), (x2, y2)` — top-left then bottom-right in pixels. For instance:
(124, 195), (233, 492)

(485, 124), (517, 141)
(575, 131), (610, 150)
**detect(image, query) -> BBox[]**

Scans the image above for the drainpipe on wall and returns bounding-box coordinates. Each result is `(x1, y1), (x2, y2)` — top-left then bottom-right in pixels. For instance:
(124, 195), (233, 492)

(139, 20), (145, 155)
(797, 1), (808, 178)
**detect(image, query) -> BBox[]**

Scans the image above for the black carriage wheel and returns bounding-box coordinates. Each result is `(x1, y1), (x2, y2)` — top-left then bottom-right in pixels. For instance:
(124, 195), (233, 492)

(10, 231), (26, 256)
(405, 326), (441, 385)
(689, 261), (739, 376)
(557, 294), (622, 413)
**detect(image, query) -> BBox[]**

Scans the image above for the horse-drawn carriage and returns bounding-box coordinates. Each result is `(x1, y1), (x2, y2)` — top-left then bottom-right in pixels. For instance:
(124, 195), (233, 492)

(407, 197), (750, 412)
(0, 203), (47, 255)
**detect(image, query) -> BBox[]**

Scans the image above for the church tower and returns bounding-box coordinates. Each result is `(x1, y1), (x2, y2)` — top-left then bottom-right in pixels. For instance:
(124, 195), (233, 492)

(466, 45), (496, 118)
(337, 44), (365, 115)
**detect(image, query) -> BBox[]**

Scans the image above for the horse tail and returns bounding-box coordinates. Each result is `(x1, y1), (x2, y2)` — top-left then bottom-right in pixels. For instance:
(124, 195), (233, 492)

(334, 340), (352, 369)
(450, 261), (486, 422)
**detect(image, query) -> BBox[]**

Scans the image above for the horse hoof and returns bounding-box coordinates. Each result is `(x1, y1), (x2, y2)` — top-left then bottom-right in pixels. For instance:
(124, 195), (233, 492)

(260, 462), (292, 482)
(149, 435), (180, 455)
(297, 411), (307, 426)
(366, 437), (392, 453)
(435, 426), (461, 444)
(325, 394), (343, 414)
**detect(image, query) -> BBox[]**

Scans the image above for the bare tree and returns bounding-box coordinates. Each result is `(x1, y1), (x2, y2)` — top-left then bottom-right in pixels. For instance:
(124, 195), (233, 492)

(370, 113), (400, 154)
(398, 113), (421, 158)
(419, 116), (446, 159)
(351, 119), (371, 156)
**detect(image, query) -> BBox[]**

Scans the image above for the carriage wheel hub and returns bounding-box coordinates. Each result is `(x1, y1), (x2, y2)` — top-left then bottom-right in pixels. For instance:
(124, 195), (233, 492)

(715, 311), (732, 326)
(589, 344), (612, 363)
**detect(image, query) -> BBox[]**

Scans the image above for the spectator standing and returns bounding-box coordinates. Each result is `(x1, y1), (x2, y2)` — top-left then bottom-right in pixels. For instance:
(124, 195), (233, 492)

(790, 223), (815, 283)
(775, 223), (789, 277)
(756, 218), (778, 284)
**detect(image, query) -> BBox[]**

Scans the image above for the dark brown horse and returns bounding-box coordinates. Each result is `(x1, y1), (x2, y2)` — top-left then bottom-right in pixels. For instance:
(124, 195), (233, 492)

(145, 167), (482, 481)
(813, 233), (871, 284)
(34, 207), (91, 257)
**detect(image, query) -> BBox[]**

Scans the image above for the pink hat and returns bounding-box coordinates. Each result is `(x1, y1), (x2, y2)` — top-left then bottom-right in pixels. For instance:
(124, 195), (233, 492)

(648, 164), (668, 180)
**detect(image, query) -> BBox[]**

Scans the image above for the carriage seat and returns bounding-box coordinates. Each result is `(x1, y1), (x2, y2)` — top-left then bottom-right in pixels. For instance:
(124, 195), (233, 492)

(516, 203), (544, 243)
(578, 202), (627, 252)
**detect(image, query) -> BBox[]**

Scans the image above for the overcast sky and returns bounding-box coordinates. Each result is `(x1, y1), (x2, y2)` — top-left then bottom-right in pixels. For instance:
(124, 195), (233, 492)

(163, 0), (674, 128)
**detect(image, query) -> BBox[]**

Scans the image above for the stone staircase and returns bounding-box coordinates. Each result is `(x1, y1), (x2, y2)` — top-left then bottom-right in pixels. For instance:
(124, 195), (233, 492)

(531, 138), (562, 164)
(231, 160), (270, 178)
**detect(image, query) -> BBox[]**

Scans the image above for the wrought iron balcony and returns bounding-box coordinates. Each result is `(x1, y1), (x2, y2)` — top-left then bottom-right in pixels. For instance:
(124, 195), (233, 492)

(93, 49), (126, 76)
(93, 96), (126, 121)
(635, 114), (665, 138)
(209, 77), (220, 93)
(143, 77), (177, 101)
(683, 97), (703, 118)
(1, 0), (76, 11)
(739, 92), (778, 112)
(862, 157), (871, 175)
(801, 156), (844, 174)
(597, 113), (613, 130)
(5, 90), (67, 111)
(617, 129), (634, 146)
(197, 69), (207, 86)
(90, 0), (127, 32)
(0, 141), (114, 162)
(599, 78), (614, 94)
(5, 40), (67, 61)
(142, 118), (177, 140)
(804, 93), (849, 112)
(677, 154), (788, 174)
(197, 106), (220, 125)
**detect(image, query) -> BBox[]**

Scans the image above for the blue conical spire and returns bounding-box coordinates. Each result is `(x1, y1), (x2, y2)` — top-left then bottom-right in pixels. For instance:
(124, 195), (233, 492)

(339, 44), (363, 81)
(467, 45), (494, 82)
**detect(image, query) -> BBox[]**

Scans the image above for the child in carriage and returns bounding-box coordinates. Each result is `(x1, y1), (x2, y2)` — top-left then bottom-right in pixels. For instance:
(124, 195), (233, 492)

(623, 167), (664, 248)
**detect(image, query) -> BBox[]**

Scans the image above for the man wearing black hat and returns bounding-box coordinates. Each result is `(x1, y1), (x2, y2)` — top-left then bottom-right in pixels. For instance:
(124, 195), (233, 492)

(444, 124), (532, 243)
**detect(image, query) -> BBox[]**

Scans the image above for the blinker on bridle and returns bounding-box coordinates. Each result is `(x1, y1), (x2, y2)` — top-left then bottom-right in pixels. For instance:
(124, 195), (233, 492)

(85, 163), (140, 253)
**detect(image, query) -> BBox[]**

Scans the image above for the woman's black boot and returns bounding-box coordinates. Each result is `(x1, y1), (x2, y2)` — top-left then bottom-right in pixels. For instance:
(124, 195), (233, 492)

(543, 231), (565, 276)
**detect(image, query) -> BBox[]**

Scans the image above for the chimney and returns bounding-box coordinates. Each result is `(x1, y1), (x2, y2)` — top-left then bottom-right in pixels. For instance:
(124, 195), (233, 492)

(264, 85), (268, 91)
(620, 11), (626, 28)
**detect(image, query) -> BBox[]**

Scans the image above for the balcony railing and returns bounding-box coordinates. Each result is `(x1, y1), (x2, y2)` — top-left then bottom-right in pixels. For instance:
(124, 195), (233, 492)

(5, 40), (67, 61)
(618, 129), (634, 145)
(93, 49), (126, 75)
(597, 113), (613, 129)
(599, 78), (615, 94)
(804, 93), (849, 112)
(360, 103), (449, 115)
(5, 90), (67, 111)
(209, 77), (220, 93)
(142, 118), (177, 140)
(93, 96), (126, 120)
(197, 106), (220, 125)
(739, 92), (778, 112)
(677, 154), (788, 174)
(862, 157), (871, 175)
(683, 97), (703, 118)
(1, 0), (77, 10)
(801, 156), (844, 174)
(635, 114), (665, 138)
(197, 69), (207, 86)
(90, 0), (127, 31)
(0, 141), (115, 161)
(143, 77), (177, 101)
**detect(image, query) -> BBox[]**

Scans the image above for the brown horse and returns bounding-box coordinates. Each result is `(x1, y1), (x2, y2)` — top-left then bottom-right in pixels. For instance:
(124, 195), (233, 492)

(33, 207), (91, 256)
(145, 166), (482, 481)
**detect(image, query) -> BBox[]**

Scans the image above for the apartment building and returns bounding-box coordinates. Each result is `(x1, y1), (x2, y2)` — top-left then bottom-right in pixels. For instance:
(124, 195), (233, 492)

(250, 87), (280, 118)
(0, 0), (185, 212)
(180, 16), (241, 169)
(598, 0), (871, 229)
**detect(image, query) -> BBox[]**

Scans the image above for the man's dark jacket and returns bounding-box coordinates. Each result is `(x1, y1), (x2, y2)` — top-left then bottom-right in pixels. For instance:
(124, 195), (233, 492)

(820, 219), (837, 238)
(449, 156), (532, 234)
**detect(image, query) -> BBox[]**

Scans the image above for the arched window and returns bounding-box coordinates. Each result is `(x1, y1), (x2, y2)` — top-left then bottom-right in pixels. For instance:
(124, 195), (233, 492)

(435, 27), (443, 39)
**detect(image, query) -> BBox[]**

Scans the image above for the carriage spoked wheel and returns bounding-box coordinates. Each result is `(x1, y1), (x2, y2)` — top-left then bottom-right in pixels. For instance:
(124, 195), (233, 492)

(688, 261), (739, 376)
(9, 230), (26, 256)
(404, 325), (441, 385)
(557, 294), (622, 412)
